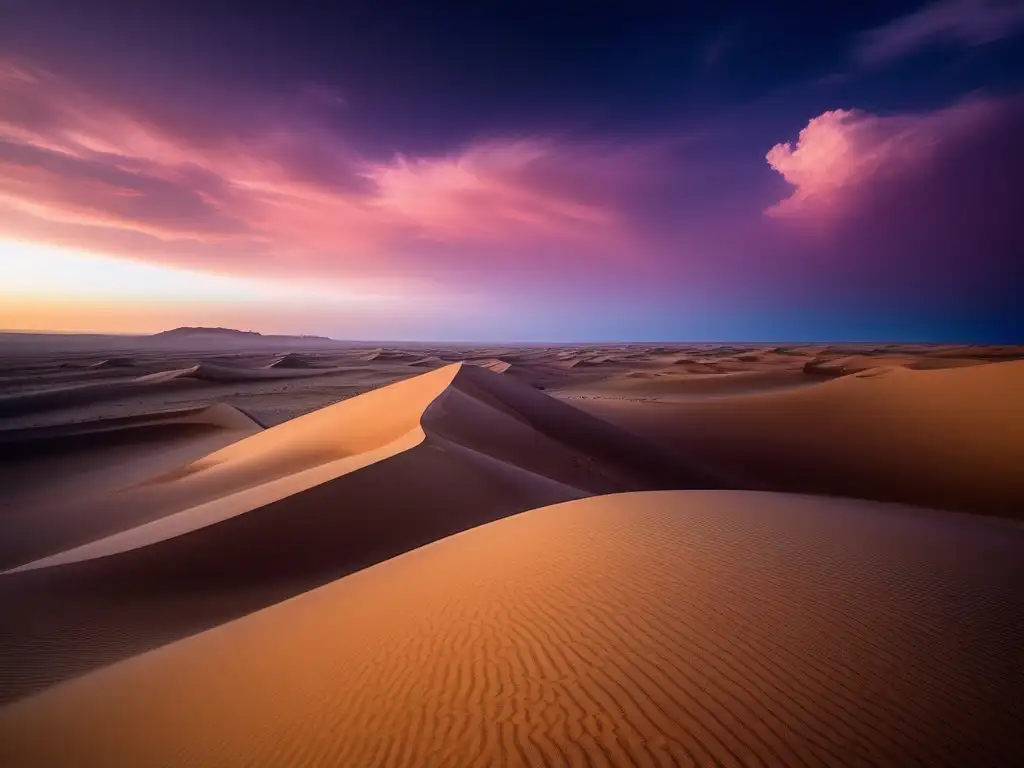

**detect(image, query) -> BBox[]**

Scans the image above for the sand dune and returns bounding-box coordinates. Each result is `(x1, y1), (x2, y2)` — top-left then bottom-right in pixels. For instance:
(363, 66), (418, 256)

(920, 344), (1024, 359)
(572, 360), (1024, 517)
(8, 340), (1012, 428)
(0, 376), (187, 418)
(557, 368), (815, 400)
(0, 404), (263, 570)
(803, 356), (916, 376)
(267, 353), (314, 369)
(371, 349), (425, 362)
(0, 361), (348, 418)
(5, 364), (711, 574)
(2, 337), (1021, 746)
(2, 491), (1021, 767)
(0, 364), (712, 703)
(408, 354), (447, 367)
(469, 357), (512, 374)
(85, 357), (136, 369)
(186, 361), (346, 381)
(802, 354), (985, 376)
(0, 401), (258, 445)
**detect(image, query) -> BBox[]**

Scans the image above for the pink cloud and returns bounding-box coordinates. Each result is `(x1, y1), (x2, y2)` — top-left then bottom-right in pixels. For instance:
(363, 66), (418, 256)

(371, 140), (624, 246)
(756, 95), (1024, 308)
(765, 99), (1002, 220)
(0, 57), (651, 281)
(0, 139), (252, 242)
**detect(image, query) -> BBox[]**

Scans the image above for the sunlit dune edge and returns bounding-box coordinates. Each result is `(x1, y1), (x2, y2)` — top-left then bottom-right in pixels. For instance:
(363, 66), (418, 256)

(0, 403), (264, 569)
(7, 363), (711, 573)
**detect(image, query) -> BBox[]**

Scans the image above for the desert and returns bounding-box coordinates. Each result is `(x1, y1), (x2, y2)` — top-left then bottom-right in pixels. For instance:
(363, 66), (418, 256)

(1, 333), (1022, 766)
(4, 0), (1024, 762)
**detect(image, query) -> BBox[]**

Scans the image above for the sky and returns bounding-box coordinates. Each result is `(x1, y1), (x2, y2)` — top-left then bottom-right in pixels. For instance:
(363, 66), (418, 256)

(1, 0), (1022, 342)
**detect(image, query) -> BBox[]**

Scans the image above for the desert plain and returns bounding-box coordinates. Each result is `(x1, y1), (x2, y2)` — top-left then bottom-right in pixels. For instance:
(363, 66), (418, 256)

(0, 330), (1022, 766)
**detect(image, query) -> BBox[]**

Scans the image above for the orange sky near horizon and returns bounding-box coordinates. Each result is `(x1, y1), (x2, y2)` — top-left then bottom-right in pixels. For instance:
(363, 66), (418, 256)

(0, 238), (400, 336)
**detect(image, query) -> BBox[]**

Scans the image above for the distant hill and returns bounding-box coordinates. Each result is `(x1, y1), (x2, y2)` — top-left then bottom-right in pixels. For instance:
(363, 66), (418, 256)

(153, 327), (334, 342)
(153, 327), (262, 339)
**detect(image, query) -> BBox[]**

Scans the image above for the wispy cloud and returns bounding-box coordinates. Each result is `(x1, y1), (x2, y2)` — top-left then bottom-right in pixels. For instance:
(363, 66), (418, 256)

(0, 57), (662, 282)
(855, 0), (1024, 66)
(370, 139), (658, 248)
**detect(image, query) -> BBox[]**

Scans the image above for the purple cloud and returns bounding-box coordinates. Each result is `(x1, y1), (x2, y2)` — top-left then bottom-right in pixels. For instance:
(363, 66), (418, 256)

(761, 96), (1024, 308)
(856, 0), (1024, 66)
(0, 56), (671, 284)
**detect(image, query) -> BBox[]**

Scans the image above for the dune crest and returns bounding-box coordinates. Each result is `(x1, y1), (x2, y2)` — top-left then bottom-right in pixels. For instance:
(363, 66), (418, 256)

(9, 363), (711, 574)
(0, 403), (263, 568)
(469, 357), (512, 374)
(0, 360), (347, 419)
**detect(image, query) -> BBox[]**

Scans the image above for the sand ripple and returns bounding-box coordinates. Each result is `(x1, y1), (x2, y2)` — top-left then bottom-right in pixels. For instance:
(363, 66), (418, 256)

(1, 491), (1021, 767)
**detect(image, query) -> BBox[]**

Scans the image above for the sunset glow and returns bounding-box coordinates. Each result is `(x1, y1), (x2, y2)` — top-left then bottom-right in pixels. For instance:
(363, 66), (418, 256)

(0, 0), (1021, 341)
(0, 240), (391, 305)
(0, 239), (396, 334)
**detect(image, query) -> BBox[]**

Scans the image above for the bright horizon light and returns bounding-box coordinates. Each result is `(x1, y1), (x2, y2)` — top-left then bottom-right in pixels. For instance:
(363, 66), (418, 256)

(0, 239), (392, 307)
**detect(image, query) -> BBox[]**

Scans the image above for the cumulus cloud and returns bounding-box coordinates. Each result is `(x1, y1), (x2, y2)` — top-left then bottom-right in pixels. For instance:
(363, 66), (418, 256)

(764, 99), (1003, 219)
(856, 0), (1024, 66)
(760, 95), (1024, 331)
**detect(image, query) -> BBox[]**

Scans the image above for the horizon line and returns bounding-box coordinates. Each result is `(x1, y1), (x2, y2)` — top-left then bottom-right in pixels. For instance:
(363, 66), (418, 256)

(0, 329), (1017, 346)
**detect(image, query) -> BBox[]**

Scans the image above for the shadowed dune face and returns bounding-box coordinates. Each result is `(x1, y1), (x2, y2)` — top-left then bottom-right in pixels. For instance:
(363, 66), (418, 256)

(0, 404), (263, 569)
(0, 360), (353, 420)
(1, 491), (1022, 768)
(554, 367), (817, 400)
(573, 360), (1024, 519)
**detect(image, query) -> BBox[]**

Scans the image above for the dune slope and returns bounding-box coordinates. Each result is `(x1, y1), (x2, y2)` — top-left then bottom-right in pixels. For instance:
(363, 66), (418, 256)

(569, 360), (1024, 518)
(556, 368), (815, 400)
(2, 490), (1021, 767)
(0, 363), (710, 703)
(0, 404), (263, 569)
(0, 360), (349, 419)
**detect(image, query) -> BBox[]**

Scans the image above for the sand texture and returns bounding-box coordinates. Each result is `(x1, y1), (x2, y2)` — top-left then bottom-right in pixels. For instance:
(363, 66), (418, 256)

(1, 491), (1022, 767)
(1, 337), (1022, 766)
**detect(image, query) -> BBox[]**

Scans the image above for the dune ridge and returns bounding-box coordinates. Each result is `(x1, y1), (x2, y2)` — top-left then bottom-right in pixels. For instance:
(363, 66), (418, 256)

(0, 402), (259, 447)
(9, 363), (713, 574)
(0, 363), (712, 704)
(470, 357), (512, 374)
(0, 361), (351, 418)
(0, 404), (264, 571)
(2, 491), (1021, 767)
